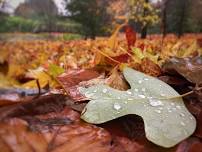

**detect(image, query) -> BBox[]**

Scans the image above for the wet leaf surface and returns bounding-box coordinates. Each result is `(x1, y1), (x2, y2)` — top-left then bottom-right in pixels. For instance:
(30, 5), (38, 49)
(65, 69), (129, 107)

(57, 69), (101, 101)
(162, 57), (202, 85)
(80, 67), (196, 147)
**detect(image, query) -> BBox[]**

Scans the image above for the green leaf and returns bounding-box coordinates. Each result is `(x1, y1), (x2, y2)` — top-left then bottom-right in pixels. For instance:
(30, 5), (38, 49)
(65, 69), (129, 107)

(48, 64), (65, 78)
(79, 67), (196, 148)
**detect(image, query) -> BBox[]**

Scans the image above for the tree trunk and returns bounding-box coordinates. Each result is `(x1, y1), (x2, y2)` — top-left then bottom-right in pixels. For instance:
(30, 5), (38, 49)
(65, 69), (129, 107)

(141, 25), (147, 39)
(141, 0), (149, 39)
(178, 0), (186, 38)
(162, 0), (169, 37)
(90, 25), (96, 40)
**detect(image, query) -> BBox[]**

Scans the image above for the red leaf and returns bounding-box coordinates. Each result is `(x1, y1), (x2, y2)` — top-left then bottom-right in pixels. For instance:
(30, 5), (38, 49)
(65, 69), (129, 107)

(105, 54), (131, 66)
(0, 108), (113, 152)
(57, 69), (101, 101)
(112, 54), (131, 63)
(176, 137), (202, 152)
(125, 25), (136, 52)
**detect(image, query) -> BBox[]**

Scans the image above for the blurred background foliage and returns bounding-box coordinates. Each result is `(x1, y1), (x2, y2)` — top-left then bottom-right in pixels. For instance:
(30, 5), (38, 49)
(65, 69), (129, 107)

(0, 0), (202, 39)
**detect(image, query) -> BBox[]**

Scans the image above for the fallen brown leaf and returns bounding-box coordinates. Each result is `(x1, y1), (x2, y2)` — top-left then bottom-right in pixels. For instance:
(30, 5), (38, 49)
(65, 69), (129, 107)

(105, 69), (129, 91)
(162, 57), (202, 85)
(57, 69), (101, 101)
(141, 58), (162, 77)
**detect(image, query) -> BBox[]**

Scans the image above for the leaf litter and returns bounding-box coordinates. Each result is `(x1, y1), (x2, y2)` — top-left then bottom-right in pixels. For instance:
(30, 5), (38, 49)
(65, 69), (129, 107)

(0, 32), (202, 151)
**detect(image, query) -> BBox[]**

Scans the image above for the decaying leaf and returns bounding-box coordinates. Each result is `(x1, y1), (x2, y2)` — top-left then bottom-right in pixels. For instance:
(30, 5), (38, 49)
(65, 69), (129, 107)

(79, 67), (196, 148)
(141, 58), (162, 77)
(176, 137), (202, 152)
(105, 69), (129, 91)
(125, 25), (136, 52)
(0, 108), (113, 152)
(108, 21), (128, 51)
(162, 56), (202, 85)
(0, 94), (151, 152)
(22, 67), (55, 88)
(57, 69), (101, 101)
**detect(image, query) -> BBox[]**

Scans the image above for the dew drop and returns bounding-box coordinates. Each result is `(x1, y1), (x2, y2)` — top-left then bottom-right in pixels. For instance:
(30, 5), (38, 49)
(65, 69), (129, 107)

(124, 101), (128, 104)
(138, 80), (143, 84)
(127, 91), (132, 95)
(149, 99), (163, 107)
(141, 88), (146, 92)
(117, 97), (121, 99)
(144, 78), (149, 81)
(171, 103), (175, 106)
(180, 122), (186, 126)
(128, 98), (133, 101)
(113, 103), (121, 110)
(180, 113), (185, 117)
(160, 93), (166, 97)
(138, 94), (146, 98)
(134, 88), (139, 92)
(93, 90), (97, 93)
(176, 105), (181, 109)
(102, 88), (108, 93)
(155, 110), (161, 113)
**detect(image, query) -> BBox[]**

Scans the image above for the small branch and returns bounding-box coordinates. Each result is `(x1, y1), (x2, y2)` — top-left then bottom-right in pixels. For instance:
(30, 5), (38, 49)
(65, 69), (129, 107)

(35, 79), (41, 98)
(96, 49), (121, 64)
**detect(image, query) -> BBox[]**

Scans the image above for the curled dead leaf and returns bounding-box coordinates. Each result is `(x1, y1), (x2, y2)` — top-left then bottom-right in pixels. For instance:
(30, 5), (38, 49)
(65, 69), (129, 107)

(162, 57), (202, 85)
(141, 58), (162, 77)
(105, 69), (129, 91)
(57, 69), (101, 101)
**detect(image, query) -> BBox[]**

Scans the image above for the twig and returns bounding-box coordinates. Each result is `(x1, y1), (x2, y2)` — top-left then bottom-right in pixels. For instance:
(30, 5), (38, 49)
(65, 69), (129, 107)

(96, 49), (121, 64)
(43, 70), (69, 95)
(33, 79), (41, 99)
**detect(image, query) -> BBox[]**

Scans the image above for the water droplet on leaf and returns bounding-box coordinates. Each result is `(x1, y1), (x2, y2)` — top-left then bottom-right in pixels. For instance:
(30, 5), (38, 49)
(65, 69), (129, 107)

(113, 103), (121, 110)
(155, 110), (161, 113)
(102, 88), (108, 93)
(149, 99), (163, 107)
(180, 122), (186, 126)
(142, 88), (146, 92)
(138, 80), (143, 84)
(127, 91), (132, 95)
(180, 113), (185, 117)
(134, 88), (139, 92)
(138, 94), (146, 98)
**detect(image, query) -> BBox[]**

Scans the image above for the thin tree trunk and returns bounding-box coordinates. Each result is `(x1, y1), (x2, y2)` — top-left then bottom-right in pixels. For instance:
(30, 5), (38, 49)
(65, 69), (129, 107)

(141, 25), (148, 39)
(162, 0), (169, 37)
(178, 0), (186, 38)
(141, 0), (149, 39)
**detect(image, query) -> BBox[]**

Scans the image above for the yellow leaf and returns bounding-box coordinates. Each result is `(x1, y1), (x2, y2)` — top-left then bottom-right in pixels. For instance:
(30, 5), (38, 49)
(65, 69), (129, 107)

(8, 64), (25, 78)
(108, 20), (128, 51)
(22, 68), (53, 88)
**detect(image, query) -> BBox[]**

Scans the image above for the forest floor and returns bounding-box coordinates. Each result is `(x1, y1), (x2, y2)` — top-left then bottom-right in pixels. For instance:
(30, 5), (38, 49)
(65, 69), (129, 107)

(0, 31), (202, 152)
